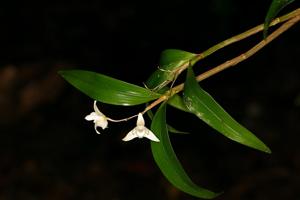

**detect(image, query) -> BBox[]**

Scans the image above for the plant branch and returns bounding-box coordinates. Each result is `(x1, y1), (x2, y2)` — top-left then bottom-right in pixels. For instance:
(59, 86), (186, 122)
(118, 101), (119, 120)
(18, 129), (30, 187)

(193, 8), (300, 63)
(143, 11), (300, 114)
(174, 8), (300, 82)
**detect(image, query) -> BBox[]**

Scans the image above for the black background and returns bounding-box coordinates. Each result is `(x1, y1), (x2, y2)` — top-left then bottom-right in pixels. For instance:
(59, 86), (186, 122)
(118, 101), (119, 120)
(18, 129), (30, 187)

(0, 0), (300, 199)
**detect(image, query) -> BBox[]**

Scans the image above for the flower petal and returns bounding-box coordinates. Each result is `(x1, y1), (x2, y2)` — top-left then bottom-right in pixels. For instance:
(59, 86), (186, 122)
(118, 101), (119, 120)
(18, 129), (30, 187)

(143, 128), (160, 142)
(93, 101), (105, 116)
(94, 124), (101, 134)
(85, 112), (99, 121)
(122, 128), (138, 141)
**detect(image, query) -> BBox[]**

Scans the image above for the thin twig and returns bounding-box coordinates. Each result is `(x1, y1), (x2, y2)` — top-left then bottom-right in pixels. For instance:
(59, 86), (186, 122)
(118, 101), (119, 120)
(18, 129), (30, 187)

(193, 8), (300, 62)
(107, 114), (139, 122)
(143, 13), (300, 114)
(175, 8), (300, 86)
(105, 9), (300, 121)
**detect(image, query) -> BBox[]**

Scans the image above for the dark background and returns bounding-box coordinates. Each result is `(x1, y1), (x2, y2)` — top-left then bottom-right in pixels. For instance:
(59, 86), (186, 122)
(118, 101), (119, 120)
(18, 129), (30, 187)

(0, 0), (300, 199)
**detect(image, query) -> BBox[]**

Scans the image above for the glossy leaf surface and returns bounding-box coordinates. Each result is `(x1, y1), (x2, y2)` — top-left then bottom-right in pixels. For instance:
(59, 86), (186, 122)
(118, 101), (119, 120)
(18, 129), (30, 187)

(59, 70), (160, 106)
(151, 103), (220, 199)
(183, 67), (271, 153)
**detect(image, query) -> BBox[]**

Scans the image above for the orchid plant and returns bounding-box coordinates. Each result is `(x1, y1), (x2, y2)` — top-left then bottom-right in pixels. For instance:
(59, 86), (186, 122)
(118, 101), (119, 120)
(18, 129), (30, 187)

(59, 1), (299, 199)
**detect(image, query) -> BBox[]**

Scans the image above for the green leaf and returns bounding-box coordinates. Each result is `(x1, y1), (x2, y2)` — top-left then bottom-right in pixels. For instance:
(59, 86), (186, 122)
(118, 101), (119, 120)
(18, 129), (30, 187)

(264, 0), (295, 37)
(146, 108), (189, 134)
(151, 103), (220, 199)
(146, 49), (196, 91)
(183, 67), (271, 153)
(59, 70), (160, 106)
(167, 124), (190, 135)
(159, 49), (197, 68)
(167, 93), (191, 113)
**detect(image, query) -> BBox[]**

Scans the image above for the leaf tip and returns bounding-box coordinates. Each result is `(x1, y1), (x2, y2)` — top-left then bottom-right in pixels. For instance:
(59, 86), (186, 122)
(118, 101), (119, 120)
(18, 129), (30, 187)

(57, 70), (67, 77)
(263, 146), (272, 154)
(256, 142), (272, 154)
(256, 138), (272, 154)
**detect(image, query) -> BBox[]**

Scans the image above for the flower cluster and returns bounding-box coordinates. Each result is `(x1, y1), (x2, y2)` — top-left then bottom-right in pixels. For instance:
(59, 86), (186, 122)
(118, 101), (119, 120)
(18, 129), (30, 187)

(85, 101), (160, 142)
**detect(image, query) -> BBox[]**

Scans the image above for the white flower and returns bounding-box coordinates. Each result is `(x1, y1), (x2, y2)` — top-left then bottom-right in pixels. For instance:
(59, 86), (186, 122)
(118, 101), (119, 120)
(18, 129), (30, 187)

(122, 113), (160, 142)
(85, 101), (108, 134)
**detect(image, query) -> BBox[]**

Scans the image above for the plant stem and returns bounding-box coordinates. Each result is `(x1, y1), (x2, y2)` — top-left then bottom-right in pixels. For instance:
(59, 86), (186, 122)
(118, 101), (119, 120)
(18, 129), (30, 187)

(143, 10), (300, 114)
(193, 8), (300, 63)
(107, 114), (139, 122)
(175, 8), (300, 78)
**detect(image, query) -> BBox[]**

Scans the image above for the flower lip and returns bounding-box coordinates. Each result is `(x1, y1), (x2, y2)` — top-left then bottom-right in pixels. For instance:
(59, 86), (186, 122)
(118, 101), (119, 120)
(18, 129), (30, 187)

(122, 113), (160, 142)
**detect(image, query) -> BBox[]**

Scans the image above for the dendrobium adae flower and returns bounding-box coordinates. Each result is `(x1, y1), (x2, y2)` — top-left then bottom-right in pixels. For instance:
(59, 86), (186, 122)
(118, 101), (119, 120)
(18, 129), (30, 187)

(122, 113), (160, 142)
(85, 101), (160, 142)
(85, 101), (108, 134)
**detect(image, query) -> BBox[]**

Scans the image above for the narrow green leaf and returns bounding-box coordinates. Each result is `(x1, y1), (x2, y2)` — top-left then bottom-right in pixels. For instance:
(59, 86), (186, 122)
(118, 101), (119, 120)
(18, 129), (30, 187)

(159, 49), (197, 68)
(183, 67), (271, 153)
(146, 49), (196, 91)
(167, 93), (191, 113)
(59, 70), (160, 106)
(167, 125), (190, 135)
(146, 108), (189, 134)
(151, 103), (220, 199)
(264, 0), (295, 37)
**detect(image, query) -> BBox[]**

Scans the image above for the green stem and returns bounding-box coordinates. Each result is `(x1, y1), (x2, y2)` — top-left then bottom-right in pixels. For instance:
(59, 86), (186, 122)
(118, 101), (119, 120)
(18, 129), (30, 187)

(193, 8), (300, 63)
(144, 8), (300, 114)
